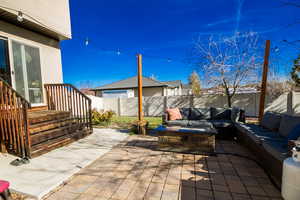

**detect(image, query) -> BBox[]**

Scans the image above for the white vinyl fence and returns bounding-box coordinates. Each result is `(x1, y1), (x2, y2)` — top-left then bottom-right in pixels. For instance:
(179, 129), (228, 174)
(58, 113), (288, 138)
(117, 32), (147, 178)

(88, 92), (300, 117)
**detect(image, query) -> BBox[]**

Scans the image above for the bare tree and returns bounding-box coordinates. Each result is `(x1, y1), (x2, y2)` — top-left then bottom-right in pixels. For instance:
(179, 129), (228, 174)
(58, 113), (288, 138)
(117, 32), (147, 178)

(194, 32), (263, 107)
(266, 60), (292, 100)
(188, 71), (201, 96)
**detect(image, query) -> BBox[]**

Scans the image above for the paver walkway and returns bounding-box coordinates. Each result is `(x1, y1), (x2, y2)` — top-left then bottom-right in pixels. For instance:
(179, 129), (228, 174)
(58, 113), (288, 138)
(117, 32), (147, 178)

(44, 135), (283, 200)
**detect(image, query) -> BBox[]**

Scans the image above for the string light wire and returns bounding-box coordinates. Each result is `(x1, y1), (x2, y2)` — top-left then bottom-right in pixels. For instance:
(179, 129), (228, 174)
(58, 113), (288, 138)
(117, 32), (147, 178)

(0, 5), (69, 38)
(0, 5), (296, 65)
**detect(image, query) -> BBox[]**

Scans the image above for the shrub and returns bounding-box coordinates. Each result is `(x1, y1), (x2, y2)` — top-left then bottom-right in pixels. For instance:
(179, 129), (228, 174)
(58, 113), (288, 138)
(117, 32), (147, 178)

(92, 109), (115, 125)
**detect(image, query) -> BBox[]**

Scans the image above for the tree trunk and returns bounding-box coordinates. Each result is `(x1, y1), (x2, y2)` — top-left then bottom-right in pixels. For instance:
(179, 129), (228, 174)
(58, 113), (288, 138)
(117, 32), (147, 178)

(225, 88), (232, 108)
(227, 95), (232, 108)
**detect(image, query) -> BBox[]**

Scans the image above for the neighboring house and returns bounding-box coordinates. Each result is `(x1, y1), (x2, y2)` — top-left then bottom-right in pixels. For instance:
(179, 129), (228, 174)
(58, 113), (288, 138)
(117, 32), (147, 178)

(91, 76), (183, 98)
(182, 84), (193, 95)
(180, 84), (258, 96)
(202, 85), (259, 94)
(80, 88), (96, 95)
(163, 80), (182, 96)
(0, 1), (92, 159)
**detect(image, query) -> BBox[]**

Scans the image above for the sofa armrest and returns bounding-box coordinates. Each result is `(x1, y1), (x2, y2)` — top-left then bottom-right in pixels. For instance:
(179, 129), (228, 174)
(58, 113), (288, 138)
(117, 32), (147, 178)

(288, 140), (298, 156)
(162, 113), (169, 125)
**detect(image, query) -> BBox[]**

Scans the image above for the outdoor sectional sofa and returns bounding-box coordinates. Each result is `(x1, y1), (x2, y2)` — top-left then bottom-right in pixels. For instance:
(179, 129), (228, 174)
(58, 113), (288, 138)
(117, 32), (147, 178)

(162, 107), (246, 139)
(162, 108), (300, 186)
(236, 112), (300, 186)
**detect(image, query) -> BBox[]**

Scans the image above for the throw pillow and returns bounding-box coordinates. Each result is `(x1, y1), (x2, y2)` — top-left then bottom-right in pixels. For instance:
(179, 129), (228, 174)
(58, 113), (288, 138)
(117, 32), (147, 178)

(287, 124), (300, 141)
(179, 108), (190, 120)
(279, 115), (300, 138)
(211, 107), (231, 120)
(261, 112), (282, 131)
(166, 108), (182, 121)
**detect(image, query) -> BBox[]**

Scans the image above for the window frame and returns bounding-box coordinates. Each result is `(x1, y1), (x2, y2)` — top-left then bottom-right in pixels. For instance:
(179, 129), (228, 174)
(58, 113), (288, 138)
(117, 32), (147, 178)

(9, 39), (45, 106)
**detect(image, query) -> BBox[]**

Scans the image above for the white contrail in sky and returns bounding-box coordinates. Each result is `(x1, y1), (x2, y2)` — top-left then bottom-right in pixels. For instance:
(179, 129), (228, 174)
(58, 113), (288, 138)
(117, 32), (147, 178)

(235, 0), (245, 34)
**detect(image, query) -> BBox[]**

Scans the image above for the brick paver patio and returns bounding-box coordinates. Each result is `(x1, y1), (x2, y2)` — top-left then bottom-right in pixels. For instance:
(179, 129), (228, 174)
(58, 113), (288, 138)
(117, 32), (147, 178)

(44, 135), (282, 200)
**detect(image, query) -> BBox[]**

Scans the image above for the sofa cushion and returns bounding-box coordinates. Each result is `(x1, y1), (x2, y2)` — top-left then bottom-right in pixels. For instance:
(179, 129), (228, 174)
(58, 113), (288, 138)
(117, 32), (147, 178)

(188, 120), (213, 128)
(262, 140), (289, 162)
(179, 108), (190, 120)
(261, 112), (282, 131)
(235, 123), (282, 144)
(279, 115), (300, 137)
(210, 120), (233, 128)
(211, 107), (231, 120)
(231, 107), (241, 122)
(165, 120), (189, 127)
(166, 108), (182, 121)
(189, 108), (211, 120)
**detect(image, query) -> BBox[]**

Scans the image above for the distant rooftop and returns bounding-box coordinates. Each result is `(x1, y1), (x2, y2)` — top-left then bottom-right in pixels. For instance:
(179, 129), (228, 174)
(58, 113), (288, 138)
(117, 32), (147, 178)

(91, 76), (181, 91)
(182, 84), (191, 89)
(161, 80), (182, 88)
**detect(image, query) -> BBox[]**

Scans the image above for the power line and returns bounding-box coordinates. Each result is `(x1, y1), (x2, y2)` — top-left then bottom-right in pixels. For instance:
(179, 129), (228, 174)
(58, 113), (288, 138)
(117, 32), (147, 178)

(282, 40), (300, 50)
(281, 1), (300, 8)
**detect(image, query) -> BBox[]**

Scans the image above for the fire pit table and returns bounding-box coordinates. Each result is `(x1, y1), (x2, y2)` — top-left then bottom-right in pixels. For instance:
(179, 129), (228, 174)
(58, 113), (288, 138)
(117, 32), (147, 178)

(155, 125), (217, 153)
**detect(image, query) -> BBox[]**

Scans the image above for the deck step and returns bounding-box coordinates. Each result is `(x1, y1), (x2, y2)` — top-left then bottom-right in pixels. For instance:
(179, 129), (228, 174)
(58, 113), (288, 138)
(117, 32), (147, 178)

(28, 110), (71, 125)
(29, 118), (77, 135)
(30, 123), (81, 146)
(28, 109), (91, 158)
(30, 129), (91, 158)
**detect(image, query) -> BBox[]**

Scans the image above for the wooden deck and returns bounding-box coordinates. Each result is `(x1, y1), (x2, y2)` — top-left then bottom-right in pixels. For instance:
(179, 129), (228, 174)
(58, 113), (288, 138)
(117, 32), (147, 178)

(0, 80), (92, 158)
(28, 110), (92, 157)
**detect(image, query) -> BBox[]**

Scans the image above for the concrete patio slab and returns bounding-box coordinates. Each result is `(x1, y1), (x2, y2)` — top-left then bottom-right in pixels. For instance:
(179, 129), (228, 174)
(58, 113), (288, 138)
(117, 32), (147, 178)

(0, 128), (128, 200)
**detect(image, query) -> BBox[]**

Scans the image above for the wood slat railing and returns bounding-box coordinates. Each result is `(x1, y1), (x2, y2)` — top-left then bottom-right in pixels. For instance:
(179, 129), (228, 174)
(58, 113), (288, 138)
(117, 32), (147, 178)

(0, 77), (31, 158)
(44, 83), (92, 132)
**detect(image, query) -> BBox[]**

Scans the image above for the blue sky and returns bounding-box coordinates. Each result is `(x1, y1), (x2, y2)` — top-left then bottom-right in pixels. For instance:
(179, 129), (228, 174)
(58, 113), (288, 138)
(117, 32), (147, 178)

(61, 0), (300, 88)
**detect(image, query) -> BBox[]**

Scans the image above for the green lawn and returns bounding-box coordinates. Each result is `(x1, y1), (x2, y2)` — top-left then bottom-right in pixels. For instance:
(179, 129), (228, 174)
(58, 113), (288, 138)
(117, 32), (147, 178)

(94, 116), (162, 130)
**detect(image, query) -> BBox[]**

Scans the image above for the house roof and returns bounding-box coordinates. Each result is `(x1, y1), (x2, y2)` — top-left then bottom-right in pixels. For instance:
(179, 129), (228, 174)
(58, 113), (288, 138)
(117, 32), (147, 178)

(161, 80), (182, 88)
(182, 84), (191, 89)
(79, 88), (95, 95)
(91, 76), (170, 91)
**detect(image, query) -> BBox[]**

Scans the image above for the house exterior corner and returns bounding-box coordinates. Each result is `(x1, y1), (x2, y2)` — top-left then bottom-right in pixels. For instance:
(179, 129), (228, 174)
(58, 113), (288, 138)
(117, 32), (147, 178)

(0, 0), (71, 106)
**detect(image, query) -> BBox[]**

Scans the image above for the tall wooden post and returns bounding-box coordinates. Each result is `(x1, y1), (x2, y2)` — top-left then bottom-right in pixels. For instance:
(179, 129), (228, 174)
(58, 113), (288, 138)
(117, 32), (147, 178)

(137, 54), (143, 121)
(258, 40), (271, 122)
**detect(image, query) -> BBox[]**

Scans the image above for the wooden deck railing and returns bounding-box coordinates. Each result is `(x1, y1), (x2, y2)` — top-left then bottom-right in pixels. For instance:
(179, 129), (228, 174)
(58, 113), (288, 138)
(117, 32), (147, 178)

(44, 84), (92, 131)
(0, 77), (31, 158)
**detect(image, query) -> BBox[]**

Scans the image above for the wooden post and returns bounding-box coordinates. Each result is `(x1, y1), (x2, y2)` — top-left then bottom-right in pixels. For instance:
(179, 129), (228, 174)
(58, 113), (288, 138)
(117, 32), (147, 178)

(258, 40), (271, 122)
(137, 54), (143, 121)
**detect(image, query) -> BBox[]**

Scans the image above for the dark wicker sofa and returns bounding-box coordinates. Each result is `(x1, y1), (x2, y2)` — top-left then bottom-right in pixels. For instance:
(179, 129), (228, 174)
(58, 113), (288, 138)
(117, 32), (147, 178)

(162, 108), (300, 186)
(235, 112), (300, 186)
(162, 107), (245, 139)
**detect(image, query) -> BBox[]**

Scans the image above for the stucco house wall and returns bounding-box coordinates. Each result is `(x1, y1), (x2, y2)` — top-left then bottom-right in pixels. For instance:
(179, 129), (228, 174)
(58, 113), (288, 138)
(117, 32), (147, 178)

(0, 20), (64, 104)
(0, 0), (71, 38)
(164, 87), (182, 96)
(134, 87), (164, 97)
(95, 87), (183, 98)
